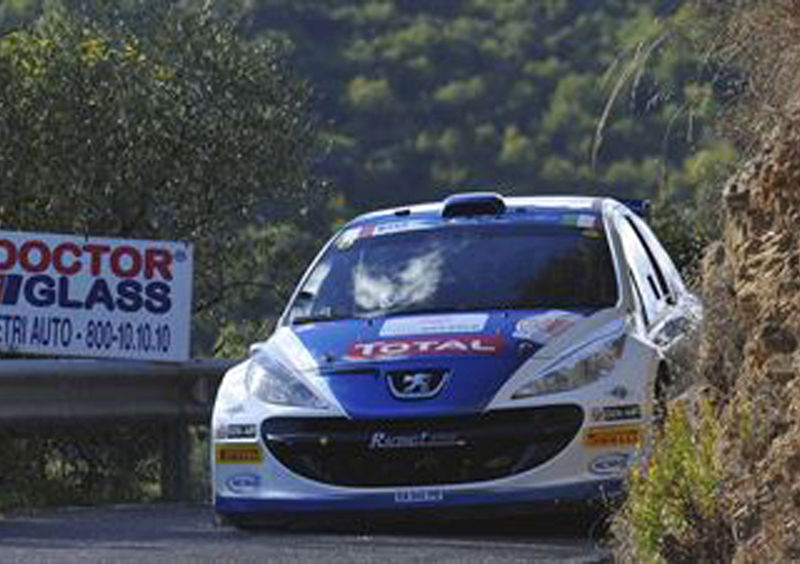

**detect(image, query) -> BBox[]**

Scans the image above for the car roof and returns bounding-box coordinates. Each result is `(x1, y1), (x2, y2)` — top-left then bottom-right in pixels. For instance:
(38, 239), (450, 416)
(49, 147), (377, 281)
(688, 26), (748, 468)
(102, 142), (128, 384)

(347, 195), (611, 226)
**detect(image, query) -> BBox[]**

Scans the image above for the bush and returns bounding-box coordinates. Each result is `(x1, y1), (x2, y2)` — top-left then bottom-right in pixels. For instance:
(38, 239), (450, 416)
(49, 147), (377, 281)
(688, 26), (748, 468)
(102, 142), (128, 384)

(613, 400), (733, 563)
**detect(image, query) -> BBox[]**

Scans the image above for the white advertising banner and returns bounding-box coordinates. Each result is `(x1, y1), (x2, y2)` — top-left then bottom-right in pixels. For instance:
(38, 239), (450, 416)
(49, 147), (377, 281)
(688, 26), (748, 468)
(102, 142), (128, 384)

(0, 230), (193, 361)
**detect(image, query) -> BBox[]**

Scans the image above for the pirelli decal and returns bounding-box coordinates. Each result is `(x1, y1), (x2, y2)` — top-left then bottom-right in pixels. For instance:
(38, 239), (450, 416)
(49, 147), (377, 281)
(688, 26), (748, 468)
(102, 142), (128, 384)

(583, 425), (642, 448)
(215, 444), (264, 465)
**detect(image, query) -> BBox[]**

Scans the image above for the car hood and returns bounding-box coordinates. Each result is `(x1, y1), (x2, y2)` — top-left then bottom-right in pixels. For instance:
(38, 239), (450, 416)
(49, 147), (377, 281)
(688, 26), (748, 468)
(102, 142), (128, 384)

(253, 308), (613, 419)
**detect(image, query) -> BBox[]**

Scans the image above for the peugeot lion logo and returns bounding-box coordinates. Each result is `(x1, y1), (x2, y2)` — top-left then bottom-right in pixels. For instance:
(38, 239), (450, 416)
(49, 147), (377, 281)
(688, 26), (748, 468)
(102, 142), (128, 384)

(387, 370), (448, 399)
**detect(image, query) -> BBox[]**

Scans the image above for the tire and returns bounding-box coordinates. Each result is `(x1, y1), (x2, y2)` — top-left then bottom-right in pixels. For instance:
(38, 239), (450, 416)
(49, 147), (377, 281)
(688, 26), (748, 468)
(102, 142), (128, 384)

(652, 364), (670, 428)
(213, 512), (261, 530)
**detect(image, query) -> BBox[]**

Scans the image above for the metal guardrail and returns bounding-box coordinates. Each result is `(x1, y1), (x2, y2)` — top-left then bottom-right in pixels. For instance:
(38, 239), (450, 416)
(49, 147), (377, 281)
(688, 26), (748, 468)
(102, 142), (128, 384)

(0, 358), (234, 423)
(0, 358), (236, 501)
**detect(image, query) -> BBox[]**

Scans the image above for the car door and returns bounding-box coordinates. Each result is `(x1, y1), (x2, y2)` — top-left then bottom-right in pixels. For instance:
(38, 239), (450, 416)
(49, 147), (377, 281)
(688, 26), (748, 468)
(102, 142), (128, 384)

(615, 210), (697, 397)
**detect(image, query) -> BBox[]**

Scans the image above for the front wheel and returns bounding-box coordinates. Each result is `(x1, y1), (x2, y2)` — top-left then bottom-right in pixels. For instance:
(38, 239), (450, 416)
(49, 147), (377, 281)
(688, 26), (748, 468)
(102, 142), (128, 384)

(652, 364), (671, 428)
(213, 512), (259, 530)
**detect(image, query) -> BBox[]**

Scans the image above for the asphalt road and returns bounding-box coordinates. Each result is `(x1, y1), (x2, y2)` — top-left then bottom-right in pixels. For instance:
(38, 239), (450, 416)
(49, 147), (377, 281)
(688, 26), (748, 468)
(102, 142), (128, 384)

(0, 504), (613, 563)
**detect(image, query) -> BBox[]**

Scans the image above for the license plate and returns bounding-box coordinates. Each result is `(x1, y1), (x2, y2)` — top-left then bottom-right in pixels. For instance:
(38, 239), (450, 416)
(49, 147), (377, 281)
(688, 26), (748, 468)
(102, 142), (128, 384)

(394, 489), (444, 504)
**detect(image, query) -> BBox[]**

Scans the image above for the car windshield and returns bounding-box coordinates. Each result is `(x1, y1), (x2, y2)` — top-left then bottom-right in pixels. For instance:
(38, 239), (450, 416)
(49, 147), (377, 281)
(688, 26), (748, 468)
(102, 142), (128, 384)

(289, 222), (618, 323)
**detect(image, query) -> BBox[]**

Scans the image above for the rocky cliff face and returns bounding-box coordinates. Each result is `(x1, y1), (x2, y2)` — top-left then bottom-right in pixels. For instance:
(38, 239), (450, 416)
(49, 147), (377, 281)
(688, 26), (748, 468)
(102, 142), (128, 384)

(703, 117), (800, 562)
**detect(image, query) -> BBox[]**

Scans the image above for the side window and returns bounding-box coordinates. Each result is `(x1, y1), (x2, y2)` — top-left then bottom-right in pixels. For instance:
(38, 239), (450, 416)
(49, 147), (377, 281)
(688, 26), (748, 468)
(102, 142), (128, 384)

(616, 214), (668, 324)
(627, 213), (686, 297)
(624, 216), (673, 303)
(628, 270), (649, 327)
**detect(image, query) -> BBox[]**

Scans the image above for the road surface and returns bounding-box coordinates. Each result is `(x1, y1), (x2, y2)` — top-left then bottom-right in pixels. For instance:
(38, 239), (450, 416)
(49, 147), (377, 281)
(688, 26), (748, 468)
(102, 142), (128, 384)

(0, 503), (613, 563)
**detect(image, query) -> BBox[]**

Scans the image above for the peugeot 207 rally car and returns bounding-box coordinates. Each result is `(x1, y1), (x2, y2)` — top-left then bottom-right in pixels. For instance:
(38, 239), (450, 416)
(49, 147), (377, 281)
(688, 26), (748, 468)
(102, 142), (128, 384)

(211, 193), (699, 526)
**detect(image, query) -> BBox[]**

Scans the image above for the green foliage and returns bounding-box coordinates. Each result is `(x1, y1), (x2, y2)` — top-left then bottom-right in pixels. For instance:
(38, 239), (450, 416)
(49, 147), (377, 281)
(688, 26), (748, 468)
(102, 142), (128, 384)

(650, 140), (737, 278)
(213, 319), (269, 359)
(615, 401), (729, 563)
(347, 76), (394, 110)
(0, 3), (316, 350)
(1, 425), (162, 508)
(650, 201), (709, 283)
(434, 76), (486, 106)
(0, 0), (44, 33)
(196, 222), (320, 355)
(237, 0), (736, 226)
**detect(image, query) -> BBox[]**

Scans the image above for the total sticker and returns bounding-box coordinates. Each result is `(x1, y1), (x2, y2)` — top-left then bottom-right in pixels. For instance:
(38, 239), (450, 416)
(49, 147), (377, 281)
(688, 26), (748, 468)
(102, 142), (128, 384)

(348, 334), (503, 360)
(513, 310), (583, 344)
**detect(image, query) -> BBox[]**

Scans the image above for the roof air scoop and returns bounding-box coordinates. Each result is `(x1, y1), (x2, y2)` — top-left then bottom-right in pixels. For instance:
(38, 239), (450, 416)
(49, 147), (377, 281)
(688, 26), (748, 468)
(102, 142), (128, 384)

(442, 192), (506, 218)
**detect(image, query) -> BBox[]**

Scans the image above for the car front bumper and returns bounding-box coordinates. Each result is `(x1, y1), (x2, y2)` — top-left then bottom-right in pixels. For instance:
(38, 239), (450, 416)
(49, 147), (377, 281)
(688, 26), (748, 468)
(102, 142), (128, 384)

(215, 478), (624, 521)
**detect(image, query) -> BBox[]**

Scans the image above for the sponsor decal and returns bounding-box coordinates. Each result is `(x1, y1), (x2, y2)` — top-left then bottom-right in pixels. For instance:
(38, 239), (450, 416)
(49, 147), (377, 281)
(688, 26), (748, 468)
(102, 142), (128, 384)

(590, 404), (642, 422)
(562, 213), (599, 228)
(583, 425), (642, 448)
(225, 473), (261, 493)
(335, 227), (363, 250)
(335, 220), (436, 250)
(513, 310), (583, 344)
(347, 334), (503, 360)
(0, 230), (192, 361)
(394, 489), (444, 504)
(215, 423), (258, 440)
(589, 453), (631, 475)
(368, 431), (467, 450)
(371, 220), (436, 237)
(215, 444), (264, 465)
(387, 369), (448, 399)
(379, 313), (488, 337)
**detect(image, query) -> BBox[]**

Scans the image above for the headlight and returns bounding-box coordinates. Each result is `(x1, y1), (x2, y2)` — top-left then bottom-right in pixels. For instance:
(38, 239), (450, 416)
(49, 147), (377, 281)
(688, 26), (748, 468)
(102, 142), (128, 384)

(512, 334), (626, 399)
(245, 354), (328, 409)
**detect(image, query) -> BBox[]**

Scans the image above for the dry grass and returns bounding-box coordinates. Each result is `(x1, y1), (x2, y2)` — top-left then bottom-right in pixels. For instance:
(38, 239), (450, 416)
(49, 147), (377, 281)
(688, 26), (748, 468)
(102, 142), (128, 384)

(704, 0), (800, 143)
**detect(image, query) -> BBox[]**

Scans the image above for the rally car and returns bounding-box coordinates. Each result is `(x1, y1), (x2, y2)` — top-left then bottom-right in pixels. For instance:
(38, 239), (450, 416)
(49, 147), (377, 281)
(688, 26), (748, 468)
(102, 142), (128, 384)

(211, 193), (699, 526)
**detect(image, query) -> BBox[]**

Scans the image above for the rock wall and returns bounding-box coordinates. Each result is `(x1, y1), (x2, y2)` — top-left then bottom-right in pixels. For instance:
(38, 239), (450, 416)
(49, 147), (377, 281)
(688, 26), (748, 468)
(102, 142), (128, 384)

(705, 118), (800, 562)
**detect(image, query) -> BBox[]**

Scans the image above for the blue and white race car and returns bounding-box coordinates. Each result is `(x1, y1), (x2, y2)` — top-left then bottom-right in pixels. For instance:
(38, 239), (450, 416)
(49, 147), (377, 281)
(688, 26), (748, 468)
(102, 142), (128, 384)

(212, 193), (699, 525)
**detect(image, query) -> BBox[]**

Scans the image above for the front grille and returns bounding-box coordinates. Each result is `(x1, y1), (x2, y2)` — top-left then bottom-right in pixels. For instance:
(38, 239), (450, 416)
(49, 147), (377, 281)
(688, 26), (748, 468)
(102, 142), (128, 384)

(261, 406), (583, 487)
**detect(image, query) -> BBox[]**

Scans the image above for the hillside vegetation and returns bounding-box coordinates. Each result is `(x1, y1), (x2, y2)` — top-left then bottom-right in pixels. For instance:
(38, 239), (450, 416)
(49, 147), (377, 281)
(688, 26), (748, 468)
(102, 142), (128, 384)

(615, 2), (800, 561)
(0, 0), (740, 352)
(239, 0), (735, 213)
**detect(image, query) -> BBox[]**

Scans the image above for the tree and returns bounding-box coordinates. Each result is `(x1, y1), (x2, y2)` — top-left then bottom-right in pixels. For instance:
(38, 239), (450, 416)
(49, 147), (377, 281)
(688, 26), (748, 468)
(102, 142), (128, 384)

(0, 3), (317, 341)
(237, 0), (730, 214)
(0, 0), (43, 34)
